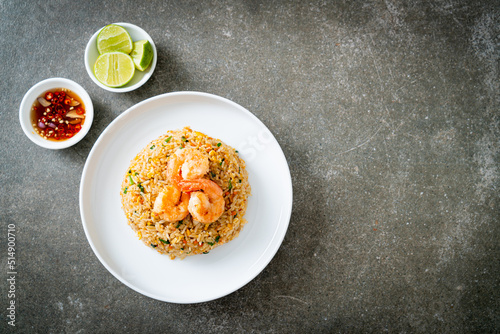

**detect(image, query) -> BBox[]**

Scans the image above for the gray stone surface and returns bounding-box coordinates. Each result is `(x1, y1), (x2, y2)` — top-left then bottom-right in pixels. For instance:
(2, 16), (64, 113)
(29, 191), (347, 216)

(1, 0), (498, 332)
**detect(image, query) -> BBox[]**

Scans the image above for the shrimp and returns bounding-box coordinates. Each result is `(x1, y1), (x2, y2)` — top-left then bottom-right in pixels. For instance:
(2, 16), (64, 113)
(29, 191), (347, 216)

(178, 179), (225, 224)
(167, 148), (210, 186)
(152, 185), (190, 222)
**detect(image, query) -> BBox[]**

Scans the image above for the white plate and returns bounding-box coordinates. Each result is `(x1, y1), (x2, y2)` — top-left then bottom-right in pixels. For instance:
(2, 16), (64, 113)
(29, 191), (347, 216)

(79, 92), (293, 303)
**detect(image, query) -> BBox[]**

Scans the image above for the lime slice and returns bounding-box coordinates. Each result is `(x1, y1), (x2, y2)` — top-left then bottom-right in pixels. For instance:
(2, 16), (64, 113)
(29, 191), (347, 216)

(96, 24), (133, 54)
(93, 52), (136, 88)
(130, 40), (154, 71)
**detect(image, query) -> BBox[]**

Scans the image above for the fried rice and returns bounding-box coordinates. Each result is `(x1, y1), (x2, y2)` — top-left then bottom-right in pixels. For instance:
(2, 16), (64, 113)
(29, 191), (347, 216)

(120, 127), (251, 259)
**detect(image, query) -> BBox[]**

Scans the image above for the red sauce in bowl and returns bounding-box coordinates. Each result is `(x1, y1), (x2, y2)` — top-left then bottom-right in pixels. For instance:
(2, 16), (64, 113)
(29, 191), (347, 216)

(31, 88), (86, 141)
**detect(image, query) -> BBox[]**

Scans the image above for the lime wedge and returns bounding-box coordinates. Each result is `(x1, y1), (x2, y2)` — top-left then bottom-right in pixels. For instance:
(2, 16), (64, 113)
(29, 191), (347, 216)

(93, 52), (135, 88)
(96, 24), (133, 54)
(130, 40), (154, 71)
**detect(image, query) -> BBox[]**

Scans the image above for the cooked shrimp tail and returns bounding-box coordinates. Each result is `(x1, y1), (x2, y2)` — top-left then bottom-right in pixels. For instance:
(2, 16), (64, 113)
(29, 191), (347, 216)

(152, 185), (190, 222)
(178, 179), (225, 224)
(167, 148), (209, 186)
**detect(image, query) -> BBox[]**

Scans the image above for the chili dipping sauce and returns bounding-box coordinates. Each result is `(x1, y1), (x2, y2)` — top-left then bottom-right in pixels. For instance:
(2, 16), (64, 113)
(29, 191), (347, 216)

(31, 88), (86, 141)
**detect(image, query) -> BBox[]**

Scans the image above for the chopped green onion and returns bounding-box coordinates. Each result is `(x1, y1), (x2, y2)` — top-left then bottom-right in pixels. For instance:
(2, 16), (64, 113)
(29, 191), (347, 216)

(217, 142), (221, 147)
(138, 183), (144, 193)
(235, 150), (239, 153)
(207, 242), (214, 246)
(159, 238), (170, 244)
(203, 251), (209, 254)
(228, 179), (232, 190)
(176, 221), (182, 228)
(181, 136), (188, 142)
(128, 175), (135, 185)
(219, 158), (225, 166)
(165, 136), (172, 143)
(210, 172), (216, 178)
(215, 235), (220, 243)
(151, 244), (157, 248)
(123, 187), (128, 194)
(150, 145), (155, 149)
(239, 179), (242, 183)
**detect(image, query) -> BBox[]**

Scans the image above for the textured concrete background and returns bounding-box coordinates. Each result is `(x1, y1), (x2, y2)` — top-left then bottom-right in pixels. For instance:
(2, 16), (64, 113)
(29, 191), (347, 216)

(1, 0), (498, 333)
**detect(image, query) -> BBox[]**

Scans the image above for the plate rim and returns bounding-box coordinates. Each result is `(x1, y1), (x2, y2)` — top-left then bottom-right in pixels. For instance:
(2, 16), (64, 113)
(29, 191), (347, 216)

(79, 91), (293, 303)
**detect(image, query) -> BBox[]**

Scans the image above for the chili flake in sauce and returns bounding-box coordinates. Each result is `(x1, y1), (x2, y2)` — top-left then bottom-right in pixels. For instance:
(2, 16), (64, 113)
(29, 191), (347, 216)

(31, 88), (86, 141)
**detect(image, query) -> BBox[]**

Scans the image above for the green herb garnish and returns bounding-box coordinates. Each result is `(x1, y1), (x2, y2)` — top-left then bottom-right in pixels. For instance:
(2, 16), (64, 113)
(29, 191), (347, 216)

(128, 175), (135, 185)
(207, 242), (214, 246)
(138, 183), (144, 193)
(150, 145), (155, 149)
(217, 142), (221, 147)
(165, 136), (172, 143)
(215, 235), (220, 243)
(181, 136), (188, 142)
(123, 187), (128, 194)
(228, 179), (232, 190)
(151, 244), (157, 248)
(159, 238), (170, 244)
(219, 158), (225, 166)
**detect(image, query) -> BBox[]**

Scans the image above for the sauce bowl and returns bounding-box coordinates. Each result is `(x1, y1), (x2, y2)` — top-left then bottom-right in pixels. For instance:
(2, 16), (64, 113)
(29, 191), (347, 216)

(19, 77), (94, 149)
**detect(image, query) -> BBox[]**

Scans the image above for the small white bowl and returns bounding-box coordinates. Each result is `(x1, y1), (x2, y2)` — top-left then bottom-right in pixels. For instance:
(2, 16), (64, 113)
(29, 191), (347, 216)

(84, 22), (157, 93)
(19, 78), (94, 149)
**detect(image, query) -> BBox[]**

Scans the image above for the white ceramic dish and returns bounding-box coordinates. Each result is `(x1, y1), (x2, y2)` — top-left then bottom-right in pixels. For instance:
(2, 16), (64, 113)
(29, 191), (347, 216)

(84, 22), (157, 93)
(80, 92), (293, 303)
(19, 77), (94, 149)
